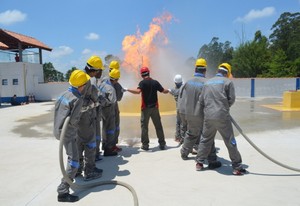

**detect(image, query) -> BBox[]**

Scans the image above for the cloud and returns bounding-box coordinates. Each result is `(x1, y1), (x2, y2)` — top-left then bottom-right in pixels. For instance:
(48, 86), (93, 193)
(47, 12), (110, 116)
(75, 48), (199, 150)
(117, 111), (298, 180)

(235, 7), (275, 23)
(85, 32), (99, 40)
(82, 49), (91, 54)
(49, 46), (73, 58)
(0, 10), (27, 25)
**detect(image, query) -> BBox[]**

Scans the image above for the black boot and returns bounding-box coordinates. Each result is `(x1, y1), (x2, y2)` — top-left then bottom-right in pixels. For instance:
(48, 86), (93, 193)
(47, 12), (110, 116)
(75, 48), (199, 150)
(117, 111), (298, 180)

(57, 193), (79, 202)
(104, 149), (118, 156)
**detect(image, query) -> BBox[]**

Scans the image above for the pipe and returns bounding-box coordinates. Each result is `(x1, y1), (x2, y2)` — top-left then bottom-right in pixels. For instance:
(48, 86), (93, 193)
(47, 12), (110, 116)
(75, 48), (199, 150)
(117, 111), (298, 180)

(230, 116), (300, 172)
(59, 116), (139, 205)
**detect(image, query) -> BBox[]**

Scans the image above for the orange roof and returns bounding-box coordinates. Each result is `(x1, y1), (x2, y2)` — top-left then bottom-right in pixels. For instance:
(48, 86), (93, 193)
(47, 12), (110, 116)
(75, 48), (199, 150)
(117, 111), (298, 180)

(0, 41), (9, 49)
(0, 29), (52, 51)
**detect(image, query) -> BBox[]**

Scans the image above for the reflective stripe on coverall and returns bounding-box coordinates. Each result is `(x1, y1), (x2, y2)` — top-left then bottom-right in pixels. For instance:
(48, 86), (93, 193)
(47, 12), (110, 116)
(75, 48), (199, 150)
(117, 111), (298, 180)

(180, 73), (218, 161)
(196, 73), (242, 169)
(99, 77), (117, 150)
(54, 87), (83, 195)
(77, 84), (98, 175)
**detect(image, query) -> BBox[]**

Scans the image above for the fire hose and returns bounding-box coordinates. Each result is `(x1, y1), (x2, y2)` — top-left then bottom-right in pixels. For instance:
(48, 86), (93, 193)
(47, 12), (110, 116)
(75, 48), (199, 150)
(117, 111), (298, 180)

(230, 116), (300, 173)
(59, 116), (139, 205)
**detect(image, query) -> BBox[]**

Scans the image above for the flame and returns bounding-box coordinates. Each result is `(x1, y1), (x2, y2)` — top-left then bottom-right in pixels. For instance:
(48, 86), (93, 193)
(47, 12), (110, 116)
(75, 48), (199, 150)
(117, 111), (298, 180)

(121, 12), (173, 75)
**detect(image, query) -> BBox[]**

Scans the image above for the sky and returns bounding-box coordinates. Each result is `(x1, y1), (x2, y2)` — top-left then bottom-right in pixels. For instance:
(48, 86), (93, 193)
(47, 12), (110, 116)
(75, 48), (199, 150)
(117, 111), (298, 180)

(1, 0), (300, 76)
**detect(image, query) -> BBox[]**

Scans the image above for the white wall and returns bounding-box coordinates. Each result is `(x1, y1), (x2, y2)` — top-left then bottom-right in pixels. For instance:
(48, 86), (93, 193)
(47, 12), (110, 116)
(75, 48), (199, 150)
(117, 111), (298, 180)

(35, 78), (299, 101)
(0, 62), (43, 99)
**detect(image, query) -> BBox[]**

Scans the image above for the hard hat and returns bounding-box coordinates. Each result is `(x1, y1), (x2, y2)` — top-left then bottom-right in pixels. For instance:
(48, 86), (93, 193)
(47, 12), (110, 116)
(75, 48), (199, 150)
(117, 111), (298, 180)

(69, 70), (90, 87)
(218, 63), (232, 77)
(174, 74), (183, 83)
(109, 68), (120, 80)
(86, 55), (104, 70)
(109, 60), (120, 70)
(140, 67), (150, 76)
(195, 58), (207, 67)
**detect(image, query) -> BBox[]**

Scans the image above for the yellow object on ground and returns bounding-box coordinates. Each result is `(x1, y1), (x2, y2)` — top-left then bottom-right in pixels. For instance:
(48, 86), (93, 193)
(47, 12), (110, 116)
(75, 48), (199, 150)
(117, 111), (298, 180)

(262, 90), (300, 111)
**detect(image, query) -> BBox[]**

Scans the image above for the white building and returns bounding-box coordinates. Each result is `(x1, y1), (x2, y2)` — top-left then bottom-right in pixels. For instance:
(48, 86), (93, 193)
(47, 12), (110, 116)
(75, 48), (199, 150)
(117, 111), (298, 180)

(0, 29), (52, 103)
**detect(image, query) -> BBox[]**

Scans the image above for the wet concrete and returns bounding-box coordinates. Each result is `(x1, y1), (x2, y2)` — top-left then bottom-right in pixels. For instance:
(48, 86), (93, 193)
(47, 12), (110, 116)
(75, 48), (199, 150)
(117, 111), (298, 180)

(9, 98), (300, 142)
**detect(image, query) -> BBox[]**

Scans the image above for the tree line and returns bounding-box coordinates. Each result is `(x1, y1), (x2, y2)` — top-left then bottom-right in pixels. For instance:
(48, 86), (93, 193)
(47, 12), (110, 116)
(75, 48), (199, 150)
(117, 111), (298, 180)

(43, 12), (300, 82)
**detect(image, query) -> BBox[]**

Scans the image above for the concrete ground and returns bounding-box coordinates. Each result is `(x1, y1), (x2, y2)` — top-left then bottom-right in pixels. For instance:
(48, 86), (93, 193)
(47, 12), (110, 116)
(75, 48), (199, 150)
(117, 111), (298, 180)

(0, 97), (300, 206)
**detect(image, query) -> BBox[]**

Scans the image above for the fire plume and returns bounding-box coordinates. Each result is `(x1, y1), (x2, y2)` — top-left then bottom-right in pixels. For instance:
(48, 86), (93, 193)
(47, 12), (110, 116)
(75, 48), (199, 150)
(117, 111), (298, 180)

(121, 12), (173, 75)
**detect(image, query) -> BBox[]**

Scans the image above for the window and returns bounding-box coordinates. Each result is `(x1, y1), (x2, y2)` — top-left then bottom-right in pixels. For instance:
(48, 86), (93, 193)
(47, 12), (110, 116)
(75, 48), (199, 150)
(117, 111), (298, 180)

(2, 79), (8, 85)
(13, 79), (18, 85)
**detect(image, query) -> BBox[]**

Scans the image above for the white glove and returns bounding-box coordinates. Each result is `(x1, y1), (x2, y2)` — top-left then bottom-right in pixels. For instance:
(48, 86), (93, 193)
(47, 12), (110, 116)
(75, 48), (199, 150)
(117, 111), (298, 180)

(122, 88), (128, 92)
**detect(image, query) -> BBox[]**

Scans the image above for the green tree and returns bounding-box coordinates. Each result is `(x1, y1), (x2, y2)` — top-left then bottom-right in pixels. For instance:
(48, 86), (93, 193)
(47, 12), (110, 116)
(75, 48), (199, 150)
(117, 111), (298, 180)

(43, 62), (64, 82)
(65, 67), (77, 81)
(197, 37), (233, 77)
(269, 12), (300, 61)
(232, 31), (271, 77)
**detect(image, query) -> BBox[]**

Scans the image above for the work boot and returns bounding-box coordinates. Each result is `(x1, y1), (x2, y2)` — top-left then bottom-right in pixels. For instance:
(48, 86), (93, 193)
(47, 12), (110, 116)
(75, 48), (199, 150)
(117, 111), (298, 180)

(159, 144), (166, 150)
(196, 162), (203, 171)
(84, 170), (102, 181)
(112, 145), (122, 152)
(104, 149), (118, 156)
(232, 167), (247, 176)
(57, 193), (79, 202)
(181, 153), (188, 160)
(208, 161), (222, 169)
(141, 145), (149, 151)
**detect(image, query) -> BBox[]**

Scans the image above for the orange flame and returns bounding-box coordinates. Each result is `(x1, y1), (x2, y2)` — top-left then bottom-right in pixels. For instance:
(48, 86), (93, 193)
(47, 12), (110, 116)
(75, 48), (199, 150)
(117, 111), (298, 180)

(121, 12), (173, 75)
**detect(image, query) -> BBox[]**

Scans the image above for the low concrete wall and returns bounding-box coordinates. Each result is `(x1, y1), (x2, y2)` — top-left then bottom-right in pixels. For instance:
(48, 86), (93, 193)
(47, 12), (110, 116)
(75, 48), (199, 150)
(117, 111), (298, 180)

(33, 78), (300, 101)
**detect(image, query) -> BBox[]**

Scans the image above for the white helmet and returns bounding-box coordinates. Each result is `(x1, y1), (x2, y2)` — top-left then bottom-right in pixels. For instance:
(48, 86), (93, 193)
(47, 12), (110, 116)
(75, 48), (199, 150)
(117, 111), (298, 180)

(174, 74), (182, 84)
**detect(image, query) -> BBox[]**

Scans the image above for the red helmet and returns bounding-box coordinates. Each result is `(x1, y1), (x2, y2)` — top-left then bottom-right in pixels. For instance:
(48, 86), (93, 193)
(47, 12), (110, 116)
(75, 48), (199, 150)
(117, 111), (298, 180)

(140, 67), (150, 76)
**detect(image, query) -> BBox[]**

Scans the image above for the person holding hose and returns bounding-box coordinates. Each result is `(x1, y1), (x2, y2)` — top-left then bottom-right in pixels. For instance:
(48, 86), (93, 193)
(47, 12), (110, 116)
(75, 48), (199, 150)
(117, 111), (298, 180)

(168, 74), (185, 143)
(179, 58), (220, 171)
(99, 68), (120, 156)
(76, 56), (104, 181)
(54, 70), (90, 202)
(196, 63), (246, 175)
(126, 66), (169, 150)
(109, 60), (125, 152)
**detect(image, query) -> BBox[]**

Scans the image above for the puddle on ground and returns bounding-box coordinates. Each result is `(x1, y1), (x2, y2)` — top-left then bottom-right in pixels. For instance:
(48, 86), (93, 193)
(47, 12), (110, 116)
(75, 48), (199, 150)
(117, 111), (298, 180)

(12, 111), (54, 138)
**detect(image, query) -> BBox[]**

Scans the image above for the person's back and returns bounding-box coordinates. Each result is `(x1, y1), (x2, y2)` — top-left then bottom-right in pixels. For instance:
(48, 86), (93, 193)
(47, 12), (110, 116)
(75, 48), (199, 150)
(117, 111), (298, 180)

(139, 77), (163, 108)
(201, 74), (235, 120)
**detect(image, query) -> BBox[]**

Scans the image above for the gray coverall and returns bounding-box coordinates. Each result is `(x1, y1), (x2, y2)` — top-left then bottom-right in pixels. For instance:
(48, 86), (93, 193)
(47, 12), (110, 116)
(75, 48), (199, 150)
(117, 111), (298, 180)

(113, 82), (124, 146)
(76, 83), (98, 175)
(99, 77), (117, 151)
(180, 73), (217, 162)
(177, 85), (187, 141)
(90, 77), (102, 157)
(169, 84), (183, 139)
(196, 73), (242, 169)
(53, 86), (84, 195)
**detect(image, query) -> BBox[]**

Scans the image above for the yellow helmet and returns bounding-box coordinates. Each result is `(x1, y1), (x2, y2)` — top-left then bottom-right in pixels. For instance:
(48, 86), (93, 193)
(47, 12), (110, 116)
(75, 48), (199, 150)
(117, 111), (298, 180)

(218, 63), (232, 77)
(69, 70), (90, 87)
(109, 68), (120, 80)
(109, 60), (120, 70)
(86, 55), (104, 70)
(195, 58), (207, 67)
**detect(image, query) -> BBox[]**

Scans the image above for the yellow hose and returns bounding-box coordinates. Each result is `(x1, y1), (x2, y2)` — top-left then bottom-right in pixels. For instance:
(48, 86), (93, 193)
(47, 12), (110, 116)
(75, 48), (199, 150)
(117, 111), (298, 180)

(59, 116), (139, 205)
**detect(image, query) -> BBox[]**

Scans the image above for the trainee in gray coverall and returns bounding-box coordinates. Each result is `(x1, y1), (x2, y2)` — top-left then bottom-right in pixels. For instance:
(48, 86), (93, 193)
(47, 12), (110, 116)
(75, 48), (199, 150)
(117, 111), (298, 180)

(180, 73), (217, 162)
(113, 82), (124, 146)
(76, 83), (99, 175)
(99, 77), (117, 151)
(169, 85), (184, 139)
(54, 86), (85, 195)
(196, 73), (242, 169)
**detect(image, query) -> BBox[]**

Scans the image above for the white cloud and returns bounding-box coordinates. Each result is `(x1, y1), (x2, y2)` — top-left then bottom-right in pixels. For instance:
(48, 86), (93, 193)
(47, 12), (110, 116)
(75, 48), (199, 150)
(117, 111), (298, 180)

(85, 32), (99, 40)
(49, 46), (73, 58)
(235, 7), (275, 23)
(0, 10), (27, 25)
(82, 49), (91, 54)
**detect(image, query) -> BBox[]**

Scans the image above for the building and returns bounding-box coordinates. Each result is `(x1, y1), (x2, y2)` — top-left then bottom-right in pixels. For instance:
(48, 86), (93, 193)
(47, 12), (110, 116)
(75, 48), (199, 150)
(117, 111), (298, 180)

(0, 29), (52, 104)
